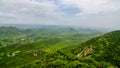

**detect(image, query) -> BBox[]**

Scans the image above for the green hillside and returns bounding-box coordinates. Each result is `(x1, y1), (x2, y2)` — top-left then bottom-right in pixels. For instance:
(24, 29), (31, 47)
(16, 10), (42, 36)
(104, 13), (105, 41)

(72, 30), (120, 67)
(0, 26), (119, 68)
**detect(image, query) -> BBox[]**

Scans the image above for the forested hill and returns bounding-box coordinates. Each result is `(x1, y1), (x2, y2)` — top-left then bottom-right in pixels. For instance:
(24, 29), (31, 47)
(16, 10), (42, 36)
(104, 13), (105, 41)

(74, 30), (120, 67)
(0, 26), (22, 36)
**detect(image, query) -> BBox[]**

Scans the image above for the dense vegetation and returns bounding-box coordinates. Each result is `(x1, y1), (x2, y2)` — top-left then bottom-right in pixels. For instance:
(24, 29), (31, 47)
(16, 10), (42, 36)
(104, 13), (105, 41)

(0, 26), (119, 68)
(77, 30), (120, 67)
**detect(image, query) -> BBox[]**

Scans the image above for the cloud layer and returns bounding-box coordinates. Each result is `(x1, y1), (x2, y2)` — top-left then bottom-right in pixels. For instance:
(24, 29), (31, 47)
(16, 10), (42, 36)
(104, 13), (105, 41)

(0, 0), (120, 29)
(60, 0), (120, 15)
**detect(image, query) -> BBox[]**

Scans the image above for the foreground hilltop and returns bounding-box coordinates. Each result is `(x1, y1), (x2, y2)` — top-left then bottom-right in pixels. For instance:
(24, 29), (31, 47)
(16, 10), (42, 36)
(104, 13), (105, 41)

(74, 30), (120, 67)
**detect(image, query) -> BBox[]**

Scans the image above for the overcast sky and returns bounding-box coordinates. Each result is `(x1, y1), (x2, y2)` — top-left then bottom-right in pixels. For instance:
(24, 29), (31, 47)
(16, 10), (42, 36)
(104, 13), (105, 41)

(0, 0), (120, 29)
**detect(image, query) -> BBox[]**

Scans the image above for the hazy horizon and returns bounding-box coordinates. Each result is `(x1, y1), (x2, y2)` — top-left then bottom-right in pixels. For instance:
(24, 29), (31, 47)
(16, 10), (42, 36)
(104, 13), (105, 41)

(0, 23), (119, 32)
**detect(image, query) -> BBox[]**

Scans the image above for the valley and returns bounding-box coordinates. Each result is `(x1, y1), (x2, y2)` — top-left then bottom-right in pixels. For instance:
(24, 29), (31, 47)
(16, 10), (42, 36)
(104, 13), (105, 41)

(0, 25), (119, 68)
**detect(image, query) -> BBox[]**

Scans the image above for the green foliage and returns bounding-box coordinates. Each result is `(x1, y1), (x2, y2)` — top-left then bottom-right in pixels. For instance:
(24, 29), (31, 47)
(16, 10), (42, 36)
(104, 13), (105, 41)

(75, 30), (120, 67)
(0, 26), (119, 68)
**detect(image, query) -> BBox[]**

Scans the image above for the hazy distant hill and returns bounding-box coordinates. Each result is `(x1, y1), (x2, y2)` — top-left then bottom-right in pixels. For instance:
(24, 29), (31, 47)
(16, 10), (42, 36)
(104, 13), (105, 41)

(0, 26), (22, 36)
